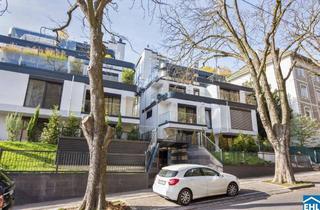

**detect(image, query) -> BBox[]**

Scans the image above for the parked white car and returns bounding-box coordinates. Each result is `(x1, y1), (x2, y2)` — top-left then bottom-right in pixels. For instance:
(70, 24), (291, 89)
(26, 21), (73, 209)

(152, 164), (240, 205)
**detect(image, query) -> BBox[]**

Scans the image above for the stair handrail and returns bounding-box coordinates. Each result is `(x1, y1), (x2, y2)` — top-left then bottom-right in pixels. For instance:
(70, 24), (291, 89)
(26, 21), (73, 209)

(145, 128), (158, 172)
(200, 132), (222, 152)
(146, 142), (159, 172)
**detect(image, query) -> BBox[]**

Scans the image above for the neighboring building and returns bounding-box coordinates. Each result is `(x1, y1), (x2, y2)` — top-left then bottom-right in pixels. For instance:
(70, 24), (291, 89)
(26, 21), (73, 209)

(0, 27), (139, 140)
(228, 52), (320, 121)
(136, 49), (258, 166)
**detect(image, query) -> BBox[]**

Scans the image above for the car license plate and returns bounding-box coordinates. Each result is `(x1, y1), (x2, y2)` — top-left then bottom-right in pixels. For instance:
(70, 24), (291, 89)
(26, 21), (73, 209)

(158, 179), (166, 185)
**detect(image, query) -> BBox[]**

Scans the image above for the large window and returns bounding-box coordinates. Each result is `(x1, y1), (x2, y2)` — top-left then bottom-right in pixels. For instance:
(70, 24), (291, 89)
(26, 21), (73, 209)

(300, 84), (309, 98)
(24, 79), (62, 109)
(296, 68), (305, 78)
(178, 104), (196, 124)
(220, 88), (240, 102)
(83, 91), (121, 116)
(205, 109), (212, 129)
(105, 94), (121, 116)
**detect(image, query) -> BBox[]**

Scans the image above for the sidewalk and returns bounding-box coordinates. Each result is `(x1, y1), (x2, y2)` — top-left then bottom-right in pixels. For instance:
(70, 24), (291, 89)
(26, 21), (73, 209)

(16, 171), (320, 210)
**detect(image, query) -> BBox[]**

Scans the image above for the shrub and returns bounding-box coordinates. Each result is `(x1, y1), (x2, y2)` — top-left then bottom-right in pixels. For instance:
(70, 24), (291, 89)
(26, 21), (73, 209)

(115, 114), (123, 139)
(62, 113), (80, 137)
(218, 134), (230, 151)
(261, 138), (273, 152)
(121, 68), (135, 85)
(128, 128), (139, 140)
(40, 107), (61, 144)
(232, 134), (258, 152)
(27, 106), (40, 141)
(5, 113), (23, 141)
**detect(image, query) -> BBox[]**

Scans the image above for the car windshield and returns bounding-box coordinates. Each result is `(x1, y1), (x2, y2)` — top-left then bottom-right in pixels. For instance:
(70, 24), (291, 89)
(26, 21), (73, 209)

(158, 169), (178, 177)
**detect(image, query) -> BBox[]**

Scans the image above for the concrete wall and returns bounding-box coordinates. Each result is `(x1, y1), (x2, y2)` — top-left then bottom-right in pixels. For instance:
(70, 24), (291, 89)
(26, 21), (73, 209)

(10, 172), (149, 205)
(223, 165), (313, 179)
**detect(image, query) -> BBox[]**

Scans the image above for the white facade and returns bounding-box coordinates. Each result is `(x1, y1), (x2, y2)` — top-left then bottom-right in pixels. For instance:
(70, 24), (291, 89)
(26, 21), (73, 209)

(137, 49), (258, 142)
(228, 53), (320, 120)
(139, 78), (258, 141)
(0, 29), (139, 140)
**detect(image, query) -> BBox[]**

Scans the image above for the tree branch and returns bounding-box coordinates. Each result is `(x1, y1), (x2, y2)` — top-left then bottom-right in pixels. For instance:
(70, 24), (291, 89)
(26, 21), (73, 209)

(52, 3), (79, 42)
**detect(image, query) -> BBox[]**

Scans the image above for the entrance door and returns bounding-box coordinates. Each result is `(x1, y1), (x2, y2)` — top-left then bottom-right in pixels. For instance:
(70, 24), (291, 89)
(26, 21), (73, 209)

(159, 149), (168, 168)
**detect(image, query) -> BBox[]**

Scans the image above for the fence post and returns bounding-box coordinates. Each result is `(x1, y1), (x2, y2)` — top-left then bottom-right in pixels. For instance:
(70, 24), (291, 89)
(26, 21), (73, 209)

(55, 150), (59, 173)
(220, 150), (223, 163)
(314, 150), (317, 163)
(294, 155), (298, 168)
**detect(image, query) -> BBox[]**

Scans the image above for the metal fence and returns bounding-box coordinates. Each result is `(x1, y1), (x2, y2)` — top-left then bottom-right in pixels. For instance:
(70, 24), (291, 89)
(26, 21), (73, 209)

(213, 151), (312, 168)
(290, 146), (320, 163)
(0, 149), (146, 173)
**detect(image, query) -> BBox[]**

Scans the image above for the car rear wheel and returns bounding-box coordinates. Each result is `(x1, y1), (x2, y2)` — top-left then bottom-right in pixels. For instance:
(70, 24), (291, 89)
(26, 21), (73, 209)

(227, 182), (238, 196)
(177, 188), (192, 206)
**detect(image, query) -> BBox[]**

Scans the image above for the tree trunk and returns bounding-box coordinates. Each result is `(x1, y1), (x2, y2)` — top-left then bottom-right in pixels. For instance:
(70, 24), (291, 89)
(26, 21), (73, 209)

(78, 25), (113, 210)
(270, 125), (295, 184)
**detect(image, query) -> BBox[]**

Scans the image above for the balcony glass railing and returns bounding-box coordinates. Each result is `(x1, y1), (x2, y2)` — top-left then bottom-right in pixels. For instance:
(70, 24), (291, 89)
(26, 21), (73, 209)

(0, 45), (69, 73)
(178, 112), (197, 124)
(84, 101), (139, 118)
(158, 111), (197, 125)
(0, 45), (129, 84)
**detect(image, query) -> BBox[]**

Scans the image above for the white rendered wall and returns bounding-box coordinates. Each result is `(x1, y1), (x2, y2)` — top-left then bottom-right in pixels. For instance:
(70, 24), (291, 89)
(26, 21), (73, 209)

(0, 70), (29, 107)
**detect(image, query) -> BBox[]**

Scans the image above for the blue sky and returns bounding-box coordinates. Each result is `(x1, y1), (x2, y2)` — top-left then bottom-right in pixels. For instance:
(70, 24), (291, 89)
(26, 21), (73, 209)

(0, 0), (163, 64)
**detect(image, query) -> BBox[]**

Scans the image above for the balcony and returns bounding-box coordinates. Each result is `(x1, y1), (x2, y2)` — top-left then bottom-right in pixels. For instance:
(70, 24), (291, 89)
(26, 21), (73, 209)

(177, 112), (197, 124)
(0, 43), (135, 84)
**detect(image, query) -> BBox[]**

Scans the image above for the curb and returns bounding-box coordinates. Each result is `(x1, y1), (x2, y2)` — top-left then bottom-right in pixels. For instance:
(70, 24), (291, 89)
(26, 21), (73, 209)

(286, 183), (315, 191)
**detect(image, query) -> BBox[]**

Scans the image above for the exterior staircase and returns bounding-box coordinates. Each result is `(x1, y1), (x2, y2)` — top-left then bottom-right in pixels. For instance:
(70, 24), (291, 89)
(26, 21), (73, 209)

(187, 145), (223, 172)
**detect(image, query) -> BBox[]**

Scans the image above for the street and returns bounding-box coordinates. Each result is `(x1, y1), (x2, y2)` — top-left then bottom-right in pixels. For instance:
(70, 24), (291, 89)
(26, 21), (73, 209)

(17, 171), (320, 210)
(125, 172), (320, 210)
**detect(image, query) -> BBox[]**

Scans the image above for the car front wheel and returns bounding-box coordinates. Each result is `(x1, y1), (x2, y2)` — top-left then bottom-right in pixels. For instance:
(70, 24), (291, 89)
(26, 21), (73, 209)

(227, 182), (239, 196)
(177, 188), (192, 206)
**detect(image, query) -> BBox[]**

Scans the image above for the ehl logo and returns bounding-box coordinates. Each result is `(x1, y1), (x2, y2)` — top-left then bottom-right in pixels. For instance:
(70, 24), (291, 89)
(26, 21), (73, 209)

(303, 195), (320, 210)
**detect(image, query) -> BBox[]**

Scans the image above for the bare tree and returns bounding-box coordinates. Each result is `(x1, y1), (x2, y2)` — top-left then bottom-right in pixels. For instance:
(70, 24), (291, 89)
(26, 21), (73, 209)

(293, 1), (320, 68)
(161, 0), (317, 184)
(0, 0), (8, 16)
(52, 1), (163, 209)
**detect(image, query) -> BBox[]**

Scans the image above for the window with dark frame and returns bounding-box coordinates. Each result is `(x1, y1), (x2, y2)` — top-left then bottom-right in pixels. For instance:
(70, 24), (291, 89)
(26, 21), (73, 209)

(146, 109), (152, 119)
(105, 94), (121, 116)
(178, 104), (197, 124)
(83, 91), (121, 116)
(24, 79), (63, 109)
(220, 88), (240, 102)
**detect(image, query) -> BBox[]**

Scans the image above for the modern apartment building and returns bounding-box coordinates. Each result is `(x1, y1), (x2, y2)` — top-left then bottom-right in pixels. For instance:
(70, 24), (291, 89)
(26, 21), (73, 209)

(0, 27), (139, 140)
(136, 49), (258, 165)
(228, 52), (320, 121)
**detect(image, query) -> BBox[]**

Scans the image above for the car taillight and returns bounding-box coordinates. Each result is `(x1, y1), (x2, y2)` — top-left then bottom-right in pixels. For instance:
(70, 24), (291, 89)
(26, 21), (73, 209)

(168, 178), (179, 186)
(0, 195), (4, 208)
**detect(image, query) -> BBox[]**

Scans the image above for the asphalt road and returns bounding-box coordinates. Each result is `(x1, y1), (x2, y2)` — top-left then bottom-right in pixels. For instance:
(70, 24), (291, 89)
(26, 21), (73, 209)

(16, 171), (320, 210)
(127, 172), (320, 210)
(179, 186), (320, 210)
